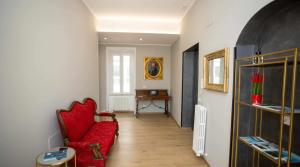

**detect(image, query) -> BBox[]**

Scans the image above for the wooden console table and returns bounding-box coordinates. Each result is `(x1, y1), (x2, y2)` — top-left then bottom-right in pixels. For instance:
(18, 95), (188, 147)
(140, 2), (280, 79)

(135, 89), (171, 117)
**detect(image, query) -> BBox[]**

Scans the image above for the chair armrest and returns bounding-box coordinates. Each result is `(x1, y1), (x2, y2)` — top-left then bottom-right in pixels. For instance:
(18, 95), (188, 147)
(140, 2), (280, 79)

(95, 112), (117, 122)
(90, 143), (105, 160)
(68, 142), (105, 160)
(95, 112), (119, 137)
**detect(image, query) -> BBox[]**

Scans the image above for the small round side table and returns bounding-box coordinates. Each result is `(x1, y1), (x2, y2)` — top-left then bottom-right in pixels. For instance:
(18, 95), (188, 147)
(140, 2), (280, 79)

(36, 147), (76, 167)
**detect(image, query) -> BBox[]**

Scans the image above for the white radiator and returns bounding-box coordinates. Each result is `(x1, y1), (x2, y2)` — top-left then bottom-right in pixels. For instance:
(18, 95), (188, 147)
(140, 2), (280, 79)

(108, 95), (135, 112)
(193, 104), (207, 156)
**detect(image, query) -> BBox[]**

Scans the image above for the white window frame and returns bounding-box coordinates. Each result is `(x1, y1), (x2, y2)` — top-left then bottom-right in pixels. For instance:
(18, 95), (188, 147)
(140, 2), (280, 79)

(106, 47), (136, 96)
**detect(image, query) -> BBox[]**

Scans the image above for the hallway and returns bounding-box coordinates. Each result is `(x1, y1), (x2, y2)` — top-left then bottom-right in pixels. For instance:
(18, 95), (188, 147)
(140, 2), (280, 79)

(106, 113), (208, 167)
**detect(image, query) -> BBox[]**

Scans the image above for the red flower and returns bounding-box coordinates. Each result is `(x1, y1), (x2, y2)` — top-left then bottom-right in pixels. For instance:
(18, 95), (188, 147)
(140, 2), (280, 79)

(251, 73), (263, 83)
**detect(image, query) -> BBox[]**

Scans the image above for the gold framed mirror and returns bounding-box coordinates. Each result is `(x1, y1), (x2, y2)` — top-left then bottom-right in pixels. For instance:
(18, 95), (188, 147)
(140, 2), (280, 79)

(203, 48), (229, 93)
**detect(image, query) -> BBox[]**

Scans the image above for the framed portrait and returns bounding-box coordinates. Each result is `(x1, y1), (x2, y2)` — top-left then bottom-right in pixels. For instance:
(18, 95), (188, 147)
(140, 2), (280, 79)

(144, 57), (163, 80)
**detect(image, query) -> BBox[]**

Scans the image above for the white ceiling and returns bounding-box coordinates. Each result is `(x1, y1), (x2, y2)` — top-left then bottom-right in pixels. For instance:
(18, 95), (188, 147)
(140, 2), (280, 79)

(83, 0), (195, 34)
(84, 0), (195, 21)
(99, 32), (179, 46)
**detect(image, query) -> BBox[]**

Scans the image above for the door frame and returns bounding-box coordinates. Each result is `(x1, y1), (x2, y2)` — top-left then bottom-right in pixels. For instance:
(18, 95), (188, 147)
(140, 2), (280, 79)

(181, 43), (199, 128)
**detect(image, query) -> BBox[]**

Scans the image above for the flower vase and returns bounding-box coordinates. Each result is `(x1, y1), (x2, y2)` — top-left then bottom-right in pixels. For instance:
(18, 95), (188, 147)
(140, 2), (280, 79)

(251, 94), (262, 105)
(251, 72), (263, 105)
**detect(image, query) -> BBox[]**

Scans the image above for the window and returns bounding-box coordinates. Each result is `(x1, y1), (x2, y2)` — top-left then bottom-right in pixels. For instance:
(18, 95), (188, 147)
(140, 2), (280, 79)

(123, 55), (131, 93)
(113, 55), (121, 93)
(107, 48), (136, 95)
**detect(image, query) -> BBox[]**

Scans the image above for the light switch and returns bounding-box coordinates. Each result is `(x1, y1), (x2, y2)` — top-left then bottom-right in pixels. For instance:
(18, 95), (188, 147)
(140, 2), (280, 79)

(200, 78), (204, 89)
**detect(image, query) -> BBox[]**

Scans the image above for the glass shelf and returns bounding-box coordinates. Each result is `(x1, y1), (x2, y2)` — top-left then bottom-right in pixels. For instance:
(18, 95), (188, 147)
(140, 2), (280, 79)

(237, 101), (300, 115)
(239, 136), (300, 165)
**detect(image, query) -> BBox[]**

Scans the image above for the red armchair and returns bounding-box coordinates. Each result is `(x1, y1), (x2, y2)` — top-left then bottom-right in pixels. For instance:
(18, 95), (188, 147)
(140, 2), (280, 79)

(57, 98), (119, 167)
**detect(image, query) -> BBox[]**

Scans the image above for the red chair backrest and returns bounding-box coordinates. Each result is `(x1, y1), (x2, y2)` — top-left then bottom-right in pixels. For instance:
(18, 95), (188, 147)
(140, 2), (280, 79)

(57, 98), (97, 142)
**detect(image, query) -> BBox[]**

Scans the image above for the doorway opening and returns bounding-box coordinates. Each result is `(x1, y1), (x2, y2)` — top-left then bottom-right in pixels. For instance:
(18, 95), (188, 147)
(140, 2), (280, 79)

(181, 43), (199, 128)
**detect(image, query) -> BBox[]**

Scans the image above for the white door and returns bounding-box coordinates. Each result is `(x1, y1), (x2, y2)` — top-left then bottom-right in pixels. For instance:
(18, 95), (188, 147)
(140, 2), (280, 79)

(106, 47), (136, 112)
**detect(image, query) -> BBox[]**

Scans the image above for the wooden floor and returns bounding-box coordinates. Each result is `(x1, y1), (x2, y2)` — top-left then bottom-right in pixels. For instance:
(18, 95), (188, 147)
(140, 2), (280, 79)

(106, 113), (208, 167)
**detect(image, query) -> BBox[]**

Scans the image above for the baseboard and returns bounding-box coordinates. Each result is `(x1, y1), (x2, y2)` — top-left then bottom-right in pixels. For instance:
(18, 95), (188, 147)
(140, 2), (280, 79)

(203, 157), (211, 167)
(113, 111), (134, 113)
(169, 114), (182, 128)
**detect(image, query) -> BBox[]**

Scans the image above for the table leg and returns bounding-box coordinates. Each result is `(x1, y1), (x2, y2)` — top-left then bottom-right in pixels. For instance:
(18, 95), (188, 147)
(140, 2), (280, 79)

(135, 100), (139, 118)
(75, 153), (77, 167)
(165, 100), (169, 117)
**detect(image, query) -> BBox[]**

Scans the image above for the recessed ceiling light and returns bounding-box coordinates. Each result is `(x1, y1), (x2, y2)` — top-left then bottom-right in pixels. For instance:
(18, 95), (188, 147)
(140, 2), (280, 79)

(139, 38), (143, 41)
(104, 37), (108, 40)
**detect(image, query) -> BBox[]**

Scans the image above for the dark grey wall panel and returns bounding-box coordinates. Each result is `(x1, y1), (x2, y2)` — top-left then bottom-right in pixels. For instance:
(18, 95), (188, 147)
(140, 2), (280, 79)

(237, 0), (300, 54)
(182, 51), (198, 127)
(181, 43), (199, 128)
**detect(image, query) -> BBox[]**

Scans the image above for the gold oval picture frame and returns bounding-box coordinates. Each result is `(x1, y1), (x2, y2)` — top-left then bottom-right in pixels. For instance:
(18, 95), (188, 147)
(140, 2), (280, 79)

(144, 57), (163, 80)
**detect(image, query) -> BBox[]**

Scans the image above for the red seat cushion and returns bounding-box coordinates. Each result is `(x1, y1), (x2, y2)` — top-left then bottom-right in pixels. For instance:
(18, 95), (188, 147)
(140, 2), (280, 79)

(80, 122), (118, 156)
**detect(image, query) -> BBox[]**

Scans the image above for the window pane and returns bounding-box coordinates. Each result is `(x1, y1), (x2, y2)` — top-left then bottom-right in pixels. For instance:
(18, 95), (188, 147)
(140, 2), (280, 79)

(123, 55), (130, 93)
(113, 55), (120, 93)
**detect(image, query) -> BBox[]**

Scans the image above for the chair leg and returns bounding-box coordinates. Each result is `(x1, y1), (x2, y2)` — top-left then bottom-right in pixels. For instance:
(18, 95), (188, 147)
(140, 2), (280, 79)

(115, 127), (119, 137)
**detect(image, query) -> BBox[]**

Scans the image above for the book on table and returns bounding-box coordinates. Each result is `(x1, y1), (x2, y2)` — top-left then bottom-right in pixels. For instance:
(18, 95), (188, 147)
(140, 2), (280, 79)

(43, 148), (68, 161)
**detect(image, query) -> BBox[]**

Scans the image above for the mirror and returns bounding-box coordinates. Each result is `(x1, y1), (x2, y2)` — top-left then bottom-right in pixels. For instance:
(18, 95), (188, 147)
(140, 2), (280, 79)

(204, 48), (229, 92)
(209, 57), (225, 84)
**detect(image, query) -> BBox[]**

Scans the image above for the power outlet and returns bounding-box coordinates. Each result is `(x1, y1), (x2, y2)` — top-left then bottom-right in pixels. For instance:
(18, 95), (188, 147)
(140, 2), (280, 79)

(48, 131), (62, 150)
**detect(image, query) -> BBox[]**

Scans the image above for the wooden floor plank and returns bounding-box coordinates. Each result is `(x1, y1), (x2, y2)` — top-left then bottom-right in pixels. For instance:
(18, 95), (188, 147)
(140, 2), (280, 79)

(106, 113), (209, 167)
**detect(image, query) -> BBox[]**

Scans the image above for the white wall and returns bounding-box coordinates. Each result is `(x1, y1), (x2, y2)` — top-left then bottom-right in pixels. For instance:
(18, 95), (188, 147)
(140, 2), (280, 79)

(99, 44), (171, 112)
(170, 0), (272, 166)
(0, 0), (98, 166)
